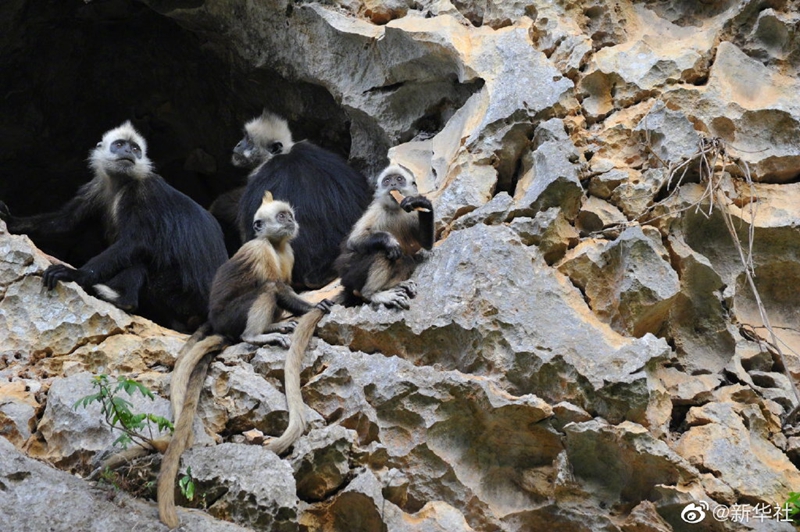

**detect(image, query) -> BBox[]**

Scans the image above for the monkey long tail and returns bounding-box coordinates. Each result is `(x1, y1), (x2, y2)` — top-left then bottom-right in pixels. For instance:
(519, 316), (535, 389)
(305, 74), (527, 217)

(264, 307), (327, 455)
(170, 323), (212, 423)
(158, 335), (227, 529)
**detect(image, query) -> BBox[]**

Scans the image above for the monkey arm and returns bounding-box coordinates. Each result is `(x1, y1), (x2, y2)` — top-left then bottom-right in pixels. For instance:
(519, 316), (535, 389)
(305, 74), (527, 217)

(43, 238), (144, 290)
(401, 195), (434, 251)
(348, 232), (403, 260)
(0, 193), (99, 239)
(274, 282), (316, 316)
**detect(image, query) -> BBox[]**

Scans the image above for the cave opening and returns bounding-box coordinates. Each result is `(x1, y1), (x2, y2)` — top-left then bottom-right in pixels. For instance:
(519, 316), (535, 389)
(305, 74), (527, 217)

(0, 0), (357, 263)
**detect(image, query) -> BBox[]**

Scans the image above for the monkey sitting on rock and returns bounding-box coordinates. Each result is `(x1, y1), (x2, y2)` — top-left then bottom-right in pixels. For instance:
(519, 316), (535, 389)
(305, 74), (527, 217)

(0, 121), (228, 331)
(158, 190), (331, 529)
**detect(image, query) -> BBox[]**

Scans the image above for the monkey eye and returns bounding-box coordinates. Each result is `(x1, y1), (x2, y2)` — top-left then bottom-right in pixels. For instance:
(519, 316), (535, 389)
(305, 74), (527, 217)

(396, 175), (406, 185)
(130, 143), (141, 154)
(114, 140), (125, 148)
(382, 177), (391, 187)
(253, 219), (265, 232)
(277, 211), (291, 222)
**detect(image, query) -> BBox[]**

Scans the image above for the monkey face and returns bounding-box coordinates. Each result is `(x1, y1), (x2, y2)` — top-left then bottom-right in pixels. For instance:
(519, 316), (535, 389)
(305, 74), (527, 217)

(377, 170), (418, 209)
(90, 122), (153, 179)
(253, 202), (298, 243)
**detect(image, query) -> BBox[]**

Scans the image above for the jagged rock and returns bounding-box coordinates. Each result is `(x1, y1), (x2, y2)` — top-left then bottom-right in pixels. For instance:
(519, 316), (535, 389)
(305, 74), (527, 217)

(510, 209), (580, 265)
(558, 226), (680, 337)
(319, 224), (671, 425)
(288, 425), (356, 501)
(610, 168), (669, 220)
(663, 41), (800, 183)
(564, 419), (698, 507)
(676, 396), (800, 505)
(0, 436), (249, 532)
(513, 120), (584, 220)
(588, 168), (636, 201)
(182, 443), (298, 531)
(32, 372), (172, 471)
(448, 191), (513, 233)
(579, 5), (712, 120)
(656, 367), (721, 406)
(666, 229), (736, 374)
(620, 500), (673, 532)
(576, 196), (627, 236)
(634, 100), (701, 167)
(0, 380), (38, 447)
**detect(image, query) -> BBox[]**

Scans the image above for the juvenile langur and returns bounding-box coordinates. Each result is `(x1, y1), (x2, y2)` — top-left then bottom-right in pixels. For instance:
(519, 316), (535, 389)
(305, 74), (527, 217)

(334, 164), (434, 308)
(158, 191), (331, 529)
(273, 165), (435, 455)
(0, 121), (228, 331)
(235, 111), (372, 289)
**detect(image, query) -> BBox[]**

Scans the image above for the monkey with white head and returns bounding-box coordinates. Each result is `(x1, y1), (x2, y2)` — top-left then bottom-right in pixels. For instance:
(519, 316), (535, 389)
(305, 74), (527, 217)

(0, 121), (228, 331)
(158, 191), (331, 528)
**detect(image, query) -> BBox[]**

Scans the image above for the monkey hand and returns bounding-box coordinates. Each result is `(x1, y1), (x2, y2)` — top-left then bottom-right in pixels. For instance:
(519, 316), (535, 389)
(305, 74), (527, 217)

(385, 242), (403, 261)
(274, 320), (297, 334)
(400, 195), (432, 213)
(315, 299), (334, 314)
(42, 264), (79, 290)
(0, 201), (10, 221)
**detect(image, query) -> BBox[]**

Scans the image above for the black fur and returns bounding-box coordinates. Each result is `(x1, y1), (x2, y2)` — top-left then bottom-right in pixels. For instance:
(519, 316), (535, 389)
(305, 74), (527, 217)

(209, 185), (245, 256)
(3, 175), (228, 331)
(238, 141), (371, 289)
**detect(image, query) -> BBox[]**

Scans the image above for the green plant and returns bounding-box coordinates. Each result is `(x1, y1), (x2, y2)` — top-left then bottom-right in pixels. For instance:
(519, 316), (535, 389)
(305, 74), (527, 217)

(73, 374), (173, 450)
(179, 466), (196, 501)
(783, 492), (800, 524)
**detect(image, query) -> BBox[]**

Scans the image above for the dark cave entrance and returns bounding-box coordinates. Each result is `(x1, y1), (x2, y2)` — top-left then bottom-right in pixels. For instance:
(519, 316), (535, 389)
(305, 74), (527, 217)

(0, 0), (357, 263)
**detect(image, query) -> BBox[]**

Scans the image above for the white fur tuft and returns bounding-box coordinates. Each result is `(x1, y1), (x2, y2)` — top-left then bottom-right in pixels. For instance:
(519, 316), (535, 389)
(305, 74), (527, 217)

(93, 284), (121, 302)
(245, 112), (294, 154)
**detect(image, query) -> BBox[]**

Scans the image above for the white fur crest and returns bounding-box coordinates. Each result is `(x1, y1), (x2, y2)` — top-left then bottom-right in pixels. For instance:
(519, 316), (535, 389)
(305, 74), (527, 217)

(245, 112), (294, 153)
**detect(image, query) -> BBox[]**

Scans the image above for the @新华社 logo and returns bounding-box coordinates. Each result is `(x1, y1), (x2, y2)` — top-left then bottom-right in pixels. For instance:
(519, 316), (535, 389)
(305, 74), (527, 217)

(681, 501), (709, 524)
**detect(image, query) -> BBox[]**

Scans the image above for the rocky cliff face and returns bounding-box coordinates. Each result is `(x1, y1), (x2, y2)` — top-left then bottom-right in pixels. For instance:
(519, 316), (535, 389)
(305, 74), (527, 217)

(2, 1), (800, 531)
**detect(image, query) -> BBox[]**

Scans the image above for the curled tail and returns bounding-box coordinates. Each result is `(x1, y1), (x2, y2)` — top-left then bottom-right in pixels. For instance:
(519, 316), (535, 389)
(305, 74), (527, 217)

(265, 299), (333, 455)
(158, 334), (227, 528)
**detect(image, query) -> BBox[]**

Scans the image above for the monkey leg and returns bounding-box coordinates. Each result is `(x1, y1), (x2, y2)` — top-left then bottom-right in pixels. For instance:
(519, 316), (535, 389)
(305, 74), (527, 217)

(361, 255), (418, 309)
(240, 290), (291, 347)
(93, 265), (147, 311)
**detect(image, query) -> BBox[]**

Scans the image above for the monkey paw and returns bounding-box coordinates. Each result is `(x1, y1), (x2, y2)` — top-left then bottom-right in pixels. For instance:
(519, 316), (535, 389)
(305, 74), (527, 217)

(42, 264), (78, 290)
(400, 195), (432, 213)
(274, 320), (297, 334)
(386, 244), (403, 261)
(369, 287), (412, 310)
(316, 299), (335, 314)
(395, 280), (417, 299)
(242, 332), (291, 349)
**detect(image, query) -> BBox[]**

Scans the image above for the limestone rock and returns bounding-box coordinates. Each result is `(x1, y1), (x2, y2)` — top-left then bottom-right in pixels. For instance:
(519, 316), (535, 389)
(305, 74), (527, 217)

(289, 425), (356, 501)
(663, 41), (800, 183)
(576, 196), (627, 236)
(0, 436), (249, 532)
(319, 224), (671, 424)
(558, 227), (680, 337)
(182, 443), (298, 531)
(676, 400), (800, 505)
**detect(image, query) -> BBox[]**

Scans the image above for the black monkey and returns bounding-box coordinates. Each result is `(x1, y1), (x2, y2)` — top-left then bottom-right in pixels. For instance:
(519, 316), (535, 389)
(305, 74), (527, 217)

(234, 112), (372, 290)
(0, 121), (228, 331)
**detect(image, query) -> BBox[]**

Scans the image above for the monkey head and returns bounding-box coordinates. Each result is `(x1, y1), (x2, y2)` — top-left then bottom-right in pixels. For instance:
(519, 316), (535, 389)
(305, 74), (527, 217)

(90, 121), (153, 180)
(374, 164), (419, 210)
(253, 191), (298, 244)
(232, 111), (294, 169)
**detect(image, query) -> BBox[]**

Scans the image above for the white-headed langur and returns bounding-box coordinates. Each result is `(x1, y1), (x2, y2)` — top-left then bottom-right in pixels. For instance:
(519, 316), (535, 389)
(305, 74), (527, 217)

(0, 121), (228, 332)
(232, 111), (372, 290)
(158, 191), (332, 529)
